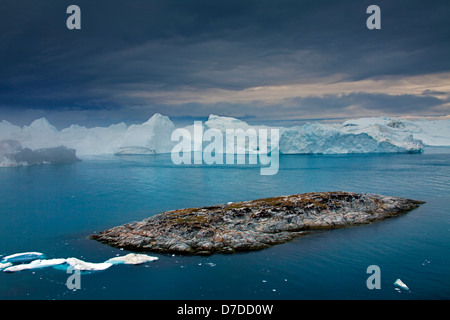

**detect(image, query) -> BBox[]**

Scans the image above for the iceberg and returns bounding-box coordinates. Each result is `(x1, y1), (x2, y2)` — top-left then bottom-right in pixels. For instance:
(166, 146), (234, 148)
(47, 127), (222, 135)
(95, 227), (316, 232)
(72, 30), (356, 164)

(3, 259), (66, 273)
(58, 123), (128, 156)
(204, 114), (278, 154)
(342, 117), (450, 147)
(0, 140), (79, 167)
(63, 257), (113, 272)
(202, 115), (424, 154)
(394, 278), (409, 291)
(0, 120), (22, 139)
(1, 114), (449, 161)
(0, 139), (22, 154)
(1, 251), (160, 274)
(0, 114), (175, 158)
(105, 253), (159, 265)
(280, 122), (423, 154)
(120, 113), (175, 154)
(1, 252), (45, 264)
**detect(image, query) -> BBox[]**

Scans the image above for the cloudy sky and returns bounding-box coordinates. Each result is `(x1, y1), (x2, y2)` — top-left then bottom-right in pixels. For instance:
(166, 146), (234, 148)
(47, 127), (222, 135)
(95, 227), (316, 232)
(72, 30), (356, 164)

(1, 0), (449, 128)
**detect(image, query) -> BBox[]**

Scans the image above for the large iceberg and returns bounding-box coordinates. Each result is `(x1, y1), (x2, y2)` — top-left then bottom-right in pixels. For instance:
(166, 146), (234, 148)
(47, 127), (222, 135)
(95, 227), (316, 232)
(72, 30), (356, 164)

(1, 113), (449, 164)
(341, 117), (450, 147)
(198, 114), (427, 154)
(280, 122), (423, 154)
(0, 140), (79, 167)
(204, 115), (449, 153)
(0, 113), (175, 157)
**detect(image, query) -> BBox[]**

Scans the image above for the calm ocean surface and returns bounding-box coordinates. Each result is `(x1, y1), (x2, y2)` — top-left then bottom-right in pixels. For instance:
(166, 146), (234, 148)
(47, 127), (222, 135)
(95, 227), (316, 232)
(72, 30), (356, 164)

(0, 148), (449, 300)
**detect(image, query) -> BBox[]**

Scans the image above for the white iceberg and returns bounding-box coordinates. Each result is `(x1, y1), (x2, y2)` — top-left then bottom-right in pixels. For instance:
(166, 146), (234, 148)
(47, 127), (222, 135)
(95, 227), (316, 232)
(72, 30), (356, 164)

(3, 259), (66, 273)
(0, 251), (160, 274)
(342, 117), (450, 147)
(280, 122), (423, 154)
(0, 140), (79, 167)
(204, 115), (424, 154)
(0, 114), (175, 158)
(120, 113), (175, 154)
(0, 139), (22, 154)
(64, 257), (113, 271)
(59, 123), (127, 156)
(1, 113), (449, 163)
(205, 114), (277, 154)
(0, 120), (22, 140)
(105, 253), (159, 265)
(394, 278), (409, 291)
(1, 252), (45, 264)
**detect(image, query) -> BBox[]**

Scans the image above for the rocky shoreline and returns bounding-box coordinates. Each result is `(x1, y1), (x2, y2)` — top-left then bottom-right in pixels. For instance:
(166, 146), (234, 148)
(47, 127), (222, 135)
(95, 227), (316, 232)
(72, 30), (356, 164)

(90, 191), (424, 255)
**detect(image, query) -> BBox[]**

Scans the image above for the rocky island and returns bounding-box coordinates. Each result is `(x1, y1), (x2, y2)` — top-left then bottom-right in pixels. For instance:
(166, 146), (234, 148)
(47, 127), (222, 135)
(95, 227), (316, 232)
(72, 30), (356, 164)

(90, 191), (424, 255)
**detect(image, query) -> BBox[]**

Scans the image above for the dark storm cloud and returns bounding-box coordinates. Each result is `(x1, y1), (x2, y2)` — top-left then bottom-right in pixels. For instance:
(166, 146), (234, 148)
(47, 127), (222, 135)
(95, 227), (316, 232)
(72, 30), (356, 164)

(0, 0), (449, 126)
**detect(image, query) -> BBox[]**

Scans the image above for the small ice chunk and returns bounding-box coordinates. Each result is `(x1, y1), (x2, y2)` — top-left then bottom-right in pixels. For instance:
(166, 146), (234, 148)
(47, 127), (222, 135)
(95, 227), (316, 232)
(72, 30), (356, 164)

(105, 253), (158, 265)
(394, 279), (409, 291)
(65, 257), (113, 271)
(3, 259), (66, 273)
(1, 252), (44, 264)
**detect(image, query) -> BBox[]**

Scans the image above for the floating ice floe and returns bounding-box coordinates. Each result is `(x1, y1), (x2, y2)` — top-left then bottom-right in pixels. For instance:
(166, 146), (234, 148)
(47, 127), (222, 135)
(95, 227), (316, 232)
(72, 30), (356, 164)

(1, 252), (45, 264)
(64, 258), (113, 272)
(394, 278), (409, 291)
(0, 262), (12, 270)
(105, 253), (158, 265)
(3, 259), (66, 273)
(1, 251), (160, 273)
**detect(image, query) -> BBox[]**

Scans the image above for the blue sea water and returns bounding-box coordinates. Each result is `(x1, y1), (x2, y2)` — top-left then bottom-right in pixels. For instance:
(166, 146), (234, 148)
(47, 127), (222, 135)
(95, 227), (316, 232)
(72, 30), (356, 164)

(0, 148), (449, 300)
